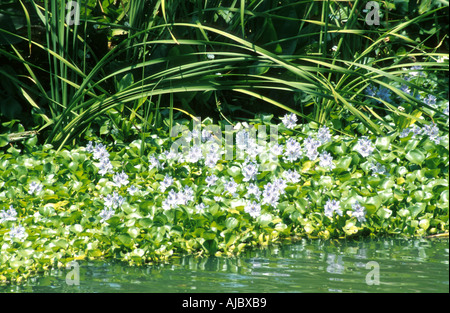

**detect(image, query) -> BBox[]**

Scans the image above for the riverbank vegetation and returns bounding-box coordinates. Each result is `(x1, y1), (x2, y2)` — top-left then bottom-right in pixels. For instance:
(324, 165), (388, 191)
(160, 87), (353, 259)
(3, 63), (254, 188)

(0, 0), (448, 283)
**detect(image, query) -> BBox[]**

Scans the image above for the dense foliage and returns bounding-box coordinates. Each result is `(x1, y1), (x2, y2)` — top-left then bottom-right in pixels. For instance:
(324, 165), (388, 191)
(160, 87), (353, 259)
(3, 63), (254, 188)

(0, 0), (448, 283)
(0, 107), (448, 282)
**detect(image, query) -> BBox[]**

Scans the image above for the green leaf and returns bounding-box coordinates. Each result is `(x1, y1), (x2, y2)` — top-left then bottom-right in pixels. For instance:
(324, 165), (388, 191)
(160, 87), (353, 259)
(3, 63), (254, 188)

(117, 73), (134, 92)
(117, 234), (133, 245)
(138, 218), (153, 228)
(375, 136), (391, 150)
(202, 230), (216, 240)
(70, 224), (83, 233)
(227, 166), (241, 177)
(408, 203), (426, 218)
(225, 217), (239, 230)
(405, 149), (425, 165)
(127, 227), (141, 238)
(0, 134), (10, 147)
(258, 213), (273, 227)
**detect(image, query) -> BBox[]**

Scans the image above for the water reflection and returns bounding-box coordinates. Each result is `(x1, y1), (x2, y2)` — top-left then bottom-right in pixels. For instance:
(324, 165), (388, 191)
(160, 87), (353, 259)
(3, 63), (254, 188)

(1, 238), (448, 293)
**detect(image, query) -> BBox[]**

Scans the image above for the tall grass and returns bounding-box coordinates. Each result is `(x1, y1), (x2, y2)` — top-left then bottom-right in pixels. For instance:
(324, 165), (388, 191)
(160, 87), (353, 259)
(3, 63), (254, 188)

(0, 0), (448, 149)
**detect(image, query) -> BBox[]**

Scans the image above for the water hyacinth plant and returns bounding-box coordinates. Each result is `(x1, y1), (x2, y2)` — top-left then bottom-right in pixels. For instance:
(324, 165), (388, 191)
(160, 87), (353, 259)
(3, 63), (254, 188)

(0, 111), (448, 283)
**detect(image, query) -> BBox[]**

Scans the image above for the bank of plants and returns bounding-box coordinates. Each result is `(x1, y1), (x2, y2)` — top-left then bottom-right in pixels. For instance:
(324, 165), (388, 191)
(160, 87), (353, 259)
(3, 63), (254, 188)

(1, 102), (449, 282)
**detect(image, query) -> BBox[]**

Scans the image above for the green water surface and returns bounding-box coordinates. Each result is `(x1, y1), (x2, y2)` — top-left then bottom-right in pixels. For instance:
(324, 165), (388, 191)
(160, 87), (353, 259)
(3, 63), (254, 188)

(1, 237), (448, 293)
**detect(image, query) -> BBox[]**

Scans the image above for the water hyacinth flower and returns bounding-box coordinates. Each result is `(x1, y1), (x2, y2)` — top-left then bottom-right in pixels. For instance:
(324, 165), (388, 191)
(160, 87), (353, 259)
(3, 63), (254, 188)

(98, 157), (114, 176)
(283, 138), (302, 162)
(423, 94), (437, 107)
(281, 113), (298, 129)
(319, 151), (335, 170)
(195, 203), (208, 214)
(99, 207), (115, 223)
(365, 85), (391, 103)
(127, 185), (139, 196)
(187, 145), (203, 163)
(148, 155), (163, 171)
(317, 126), (332, 144)
(422, 123), (441, 144)
(162, 186), (195, 210)
(408, 65), (424, 77)
(376, 86), (391, 103)
(399, 84), (411, 96)
(113, 171), (129, 188)
(159, 174), (174, 192)
(236, 130), (250, 149)
(246, 138), (264, 160)
(355, 136), (375, 157)
(370, 162), (387, 176)
(365, 86), (376, 97)
(163, 190), (179, 210)
(86, 141), (95, 153)
(303, 137), (321, 161)
(205, 175), (219, 187)
(205, 151), (221, 169)
(351, 201), (367, 223)
(324, 199), (342, 218)
(224, 179), (239, 196)
(104, 191), (125, 209)
(273, 178), (287, 195)
(245, 201), (262, 218)
(163, 149), (184, 163)
(179, 186), (195, 205)
(261, 179), (286, 208)
(92, 143), (109, 160)
(28, 181), (43, 195)
(0, 205), (18, 223)
(282, 169), (300, 184)
(9, 224), (27, 242)
(242, 160), (259, 182)
(246, 183), (262, 199)
(269, 143), (284, 158)
(201, 129), (214, 142)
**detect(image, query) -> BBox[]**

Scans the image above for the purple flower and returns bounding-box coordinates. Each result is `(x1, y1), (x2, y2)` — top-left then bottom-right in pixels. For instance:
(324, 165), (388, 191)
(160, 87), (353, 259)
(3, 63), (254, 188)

(324, 199), (342, 218)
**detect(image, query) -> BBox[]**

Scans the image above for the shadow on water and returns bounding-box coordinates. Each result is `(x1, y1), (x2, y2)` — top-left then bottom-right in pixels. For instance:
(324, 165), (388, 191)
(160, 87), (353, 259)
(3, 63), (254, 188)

(1, 237), (448, 293)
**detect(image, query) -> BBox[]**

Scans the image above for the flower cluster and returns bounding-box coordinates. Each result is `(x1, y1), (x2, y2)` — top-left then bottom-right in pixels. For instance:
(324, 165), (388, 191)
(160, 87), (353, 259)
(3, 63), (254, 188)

(87, 141), (114, 175)
(281, 113), (298, 129)
(355, 136), (375, 157)
(319, 151), (335, 170)
(0, 205), (17, 224)
(324, 199), (343, 218)
(261, 178), (287, 208)
(351, 202), (367, 223)
(400, 123), (443, 144)
(28, 181), (43, 195)
(283, 138), (302, 162)
(365, 85), (391, 103)
(0, 205), (27, 242)
(245, 201), (262, 218)
(162, 186), (195, 211)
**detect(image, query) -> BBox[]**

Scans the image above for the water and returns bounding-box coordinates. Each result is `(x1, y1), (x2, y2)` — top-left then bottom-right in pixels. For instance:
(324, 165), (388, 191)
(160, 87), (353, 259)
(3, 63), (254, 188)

(1, 238), (448, 293)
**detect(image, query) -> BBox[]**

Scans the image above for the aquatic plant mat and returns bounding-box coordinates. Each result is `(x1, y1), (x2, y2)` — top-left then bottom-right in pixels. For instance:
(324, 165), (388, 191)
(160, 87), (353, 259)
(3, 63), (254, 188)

(1, 114), (448, 283)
